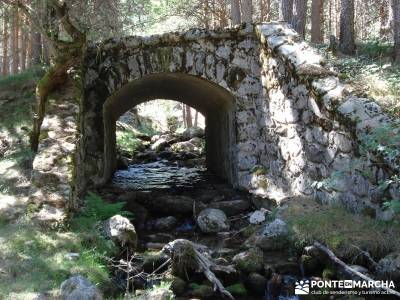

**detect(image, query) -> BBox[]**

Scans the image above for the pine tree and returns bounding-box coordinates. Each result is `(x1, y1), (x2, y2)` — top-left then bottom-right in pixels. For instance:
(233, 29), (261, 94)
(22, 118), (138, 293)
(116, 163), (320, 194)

(292, 0), (307, 37)
(393, 0), (400, 62)
(280, 0), (294, 23)
(241, 0), (253, 23)
(339, 0), (356, 54)
(311, 0), (324, 43)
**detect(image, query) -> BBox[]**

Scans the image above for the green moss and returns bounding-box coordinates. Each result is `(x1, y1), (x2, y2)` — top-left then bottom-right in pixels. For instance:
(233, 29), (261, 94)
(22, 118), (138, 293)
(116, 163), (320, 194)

(251, 165), (268, 176)
(227, 283), (247, 296)
(157, 47), (173, 72)
(116, 129), (145, 154)
(322, 268), (335, 279)
(190, 283), (214, 298)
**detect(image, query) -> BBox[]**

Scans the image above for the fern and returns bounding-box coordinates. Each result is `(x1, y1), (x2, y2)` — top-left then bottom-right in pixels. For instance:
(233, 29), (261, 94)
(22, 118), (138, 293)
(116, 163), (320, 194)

(72, 192), (133, 230)
(383, 200), (400, 214)
(83, 192), (132, 220)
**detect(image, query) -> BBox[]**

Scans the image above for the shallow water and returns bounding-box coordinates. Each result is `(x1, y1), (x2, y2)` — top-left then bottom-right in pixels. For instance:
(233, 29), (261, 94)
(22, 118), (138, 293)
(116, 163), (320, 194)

(112, 160), (212, 190)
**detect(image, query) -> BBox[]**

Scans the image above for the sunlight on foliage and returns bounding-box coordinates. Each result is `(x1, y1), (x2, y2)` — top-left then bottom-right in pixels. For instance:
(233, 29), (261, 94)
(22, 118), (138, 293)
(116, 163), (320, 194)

(283, 199), (400, 258)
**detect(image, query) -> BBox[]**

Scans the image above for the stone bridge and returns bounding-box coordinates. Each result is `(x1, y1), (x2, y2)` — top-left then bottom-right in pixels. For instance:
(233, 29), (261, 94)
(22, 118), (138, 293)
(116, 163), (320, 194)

(30, 22), (396, 221)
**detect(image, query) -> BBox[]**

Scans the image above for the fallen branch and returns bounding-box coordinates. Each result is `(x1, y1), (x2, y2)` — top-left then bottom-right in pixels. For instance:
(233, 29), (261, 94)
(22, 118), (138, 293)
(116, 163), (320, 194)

(163, 239), (235, 300)
(314, 242), (400, 298)
(350, 244), (378, 271)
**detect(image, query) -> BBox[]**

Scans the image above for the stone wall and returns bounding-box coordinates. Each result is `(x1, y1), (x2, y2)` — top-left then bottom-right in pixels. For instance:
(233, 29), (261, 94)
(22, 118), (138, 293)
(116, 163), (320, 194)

(77, 24), (265, 195)
(28, 22), (397, 219)
(250, 23), (396, 219)
(29, 84), (79, 222)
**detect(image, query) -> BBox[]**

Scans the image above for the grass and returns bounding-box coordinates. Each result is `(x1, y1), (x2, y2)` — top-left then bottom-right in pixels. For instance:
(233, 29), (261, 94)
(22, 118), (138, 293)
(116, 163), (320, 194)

(0, 192), (131, 299)
(282, 198), (400, 260)
(0, 66), (45, 89)
(0, 220), (114, 298)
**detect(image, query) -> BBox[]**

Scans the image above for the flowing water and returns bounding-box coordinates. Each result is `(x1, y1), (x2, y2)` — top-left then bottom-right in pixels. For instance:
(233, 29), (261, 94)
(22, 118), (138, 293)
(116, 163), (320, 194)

(112, 160), (215, 190)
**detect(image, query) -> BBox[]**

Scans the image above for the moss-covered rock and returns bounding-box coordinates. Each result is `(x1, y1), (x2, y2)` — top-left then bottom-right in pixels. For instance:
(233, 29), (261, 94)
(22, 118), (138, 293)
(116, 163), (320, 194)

(190, 283), (214, 298)
(226, 283), (247, 297)
(232, 247), (264, 273)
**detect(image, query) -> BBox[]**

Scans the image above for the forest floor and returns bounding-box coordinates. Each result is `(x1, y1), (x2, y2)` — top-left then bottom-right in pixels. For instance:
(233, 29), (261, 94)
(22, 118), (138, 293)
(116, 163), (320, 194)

(326, 42), (400, 117)
(0, 70), (116, 300)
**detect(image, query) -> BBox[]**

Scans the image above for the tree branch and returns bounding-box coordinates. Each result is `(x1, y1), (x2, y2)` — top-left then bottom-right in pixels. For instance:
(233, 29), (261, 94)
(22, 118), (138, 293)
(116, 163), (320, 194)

(314, 242), (400, 298)
(47, 0), (85, 42)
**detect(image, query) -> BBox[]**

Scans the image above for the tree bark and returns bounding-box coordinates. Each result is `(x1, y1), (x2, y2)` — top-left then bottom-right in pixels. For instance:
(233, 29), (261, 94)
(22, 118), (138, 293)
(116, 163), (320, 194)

(339, 0), (356, 54)
(231, 0), (241, 25)
(393, 0), (400, 62)
(185, 105), (193, 128)
(280, 0), (294, 23)
(182, 103), (186, 128)
(292, 0), (307, 37)
(194, 111), (199, 127)
(311, 0), (324, 43)
(241, 0), (252, 23)
(20, 15), (27, 71)
(11, 5), (20, 74)
(2, 9), (9, 76)
(260, 0), (271, 21)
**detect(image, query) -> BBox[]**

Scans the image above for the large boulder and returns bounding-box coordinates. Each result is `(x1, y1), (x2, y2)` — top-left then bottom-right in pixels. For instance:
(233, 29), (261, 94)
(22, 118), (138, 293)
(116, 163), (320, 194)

(233, 247), (264, 273)
(103, 215), (137, 249)
(171, 140), (200, 153)
(197, 208), (230, 233)
(377, 252), (400, 283)
(150, 134), (177, 151)
(247, 273), (267, 294)
(181, 127), (204, 140)
(248, 218), (289, 251)
(140, 288), (173, 300)
(60, 275), (102, 300)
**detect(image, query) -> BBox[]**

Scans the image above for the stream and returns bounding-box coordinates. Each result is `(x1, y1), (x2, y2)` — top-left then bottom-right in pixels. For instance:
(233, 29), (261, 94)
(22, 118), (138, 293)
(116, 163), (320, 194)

(101, 133), (304, 300)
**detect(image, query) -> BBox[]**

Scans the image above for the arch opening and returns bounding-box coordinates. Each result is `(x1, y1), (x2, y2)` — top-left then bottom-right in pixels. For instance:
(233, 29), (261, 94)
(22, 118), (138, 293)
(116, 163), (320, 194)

(102, 73), (237, 187)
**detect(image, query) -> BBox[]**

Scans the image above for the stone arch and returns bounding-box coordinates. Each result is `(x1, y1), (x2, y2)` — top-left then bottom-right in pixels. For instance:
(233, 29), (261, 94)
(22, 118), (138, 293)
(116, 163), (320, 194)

(102, 73), (237, 185)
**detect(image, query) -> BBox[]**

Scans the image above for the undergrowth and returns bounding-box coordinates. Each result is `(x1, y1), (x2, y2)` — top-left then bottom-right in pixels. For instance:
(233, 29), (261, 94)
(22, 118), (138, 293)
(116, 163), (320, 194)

(0, 66), (45, 89)
(283, 199), (400, 260)
(329, 42), (400, 117)
(0, 193), (131, 299)
(116, 130), (144, 154)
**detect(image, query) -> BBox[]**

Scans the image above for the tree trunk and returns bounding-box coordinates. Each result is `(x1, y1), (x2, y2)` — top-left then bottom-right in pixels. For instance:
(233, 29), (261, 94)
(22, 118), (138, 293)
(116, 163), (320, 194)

(12, 5), (20, 74)
(2, 10), (9, 76)
(43, 39), (51, 65)
(335, 0), (340, 37)
(339, 0), (356, 54)
(194, 111), (199, 127)
(292, 0), (307, 37)
(393, 0), (400, 62)
(231, 0), (241, 25)
(311, 0), (324, 43)
(241, 0), (253, 23)
(185, 105), (193, 128)
(182, 103), (186, 128)
(20, 16), (27, 71)
(260, 0), (271, 21)
(280, 0), (294, 23)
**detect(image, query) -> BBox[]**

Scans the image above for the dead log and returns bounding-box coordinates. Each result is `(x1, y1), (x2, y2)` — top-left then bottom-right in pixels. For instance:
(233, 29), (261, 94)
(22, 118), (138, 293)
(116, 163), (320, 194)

(314, 242), (400, 298)
(162, 239), (235, 299)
